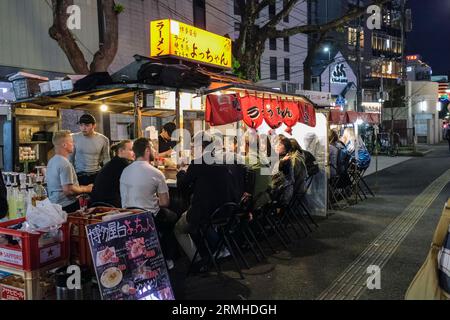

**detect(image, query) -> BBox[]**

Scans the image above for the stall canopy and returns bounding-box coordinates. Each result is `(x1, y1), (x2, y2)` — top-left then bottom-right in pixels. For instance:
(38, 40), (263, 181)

(328, 110), (380, 125)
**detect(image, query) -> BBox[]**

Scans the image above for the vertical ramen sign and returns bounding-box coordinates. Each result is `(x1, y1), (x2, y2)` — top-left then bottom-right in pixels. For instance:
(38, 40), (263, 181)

(86, 212), (174, 300)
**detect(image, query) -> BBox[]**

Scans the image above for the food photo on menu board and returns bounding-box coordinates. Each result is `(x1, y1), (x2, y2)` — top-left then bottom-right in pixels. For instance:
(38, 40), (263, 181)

(86, 212), (175, 300)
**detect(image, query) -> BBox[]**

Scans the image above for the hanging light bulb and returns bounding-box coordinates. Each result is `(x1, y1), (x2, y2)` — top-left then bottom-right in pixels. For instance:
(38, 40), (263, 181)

(100, 103), (108, 112)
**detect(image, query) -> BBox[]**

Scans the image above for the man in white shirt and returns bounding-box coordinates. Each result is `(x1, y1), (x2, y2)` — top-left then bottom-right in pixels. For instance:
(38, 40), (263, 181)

(120, 137), (178, 267)
(70, 113), (110, 185)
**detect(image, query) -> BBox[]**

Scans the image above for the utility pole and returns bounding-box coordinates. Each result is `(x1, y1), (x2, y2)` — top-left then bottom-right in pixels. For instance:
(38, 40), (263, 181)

(399, 0), (413, 151)
(355, 0), (363, 113)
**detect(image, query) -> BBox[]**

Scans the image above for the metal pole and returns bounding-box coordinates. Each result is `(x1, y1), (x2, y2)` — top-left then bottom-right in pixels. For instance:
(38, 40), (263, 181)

(133, 91), (143, 138)
(355, 0), (362, 113)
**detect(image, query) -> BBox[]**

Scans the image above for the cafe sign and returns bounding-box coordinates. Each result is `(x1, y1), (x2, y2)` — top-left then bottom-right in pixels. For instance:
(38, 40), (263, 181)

(150, 19), (232, 69)
(331, 63), (348, 84)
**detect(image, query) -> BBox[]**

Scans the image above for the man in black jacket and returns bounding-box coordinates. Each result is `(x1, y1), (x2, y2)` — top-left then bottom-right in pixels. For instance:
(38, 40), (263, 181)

(90, 140), (134, 207)
(174, 132), (246, 263)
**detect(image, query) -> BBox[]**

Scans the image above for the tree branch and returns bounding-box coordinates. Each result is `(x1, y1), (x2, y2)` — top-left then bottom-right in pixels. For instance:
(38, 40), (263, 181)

(49, 0), (90, 74)
(262, 0), (301, 32)
(90, 0), (119, 72)
(267, 0), (391, 38)
(236, 0), (247, 17)
(256, 0), (276, 14)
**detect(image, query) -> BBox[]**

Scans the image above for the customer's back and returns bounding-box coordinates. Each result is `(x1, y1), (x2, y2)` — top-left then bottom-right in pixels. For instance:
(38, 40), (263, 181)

(177, 155), (240, 228)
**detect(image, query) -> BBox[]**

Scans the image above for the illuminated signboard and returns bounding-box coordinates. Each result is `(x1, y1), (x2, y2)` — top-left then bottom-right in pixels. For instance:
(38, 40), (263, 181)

(331, 63), (348, 84)
(150, 19), (232, 69)
(406, 55), (421, 61)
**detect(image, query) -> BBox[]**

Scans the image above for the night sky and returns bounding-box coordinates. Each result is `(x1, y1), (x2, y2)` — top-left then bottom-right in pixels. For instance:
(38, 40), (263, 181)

(406, 0), (450, 75)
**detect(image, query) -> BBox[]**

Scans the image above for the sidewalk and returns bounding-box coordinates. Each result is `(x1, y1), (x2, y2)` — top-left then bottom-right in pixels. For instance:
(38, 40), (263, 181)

(364, 155), (412, 176)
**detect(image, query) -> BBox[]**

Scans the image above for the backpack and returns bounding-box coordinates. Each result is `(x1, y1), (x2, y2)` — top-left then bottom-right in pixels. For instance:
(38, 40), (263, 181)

(74, 72), (113, 91)
(303, 150), (319, 177)
(356, 144), (371, 170)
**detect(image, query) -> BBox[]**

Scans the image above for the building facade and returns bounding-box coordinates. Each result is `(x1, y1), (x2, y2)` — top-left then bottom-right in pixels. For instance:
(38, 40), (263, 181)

(308, 0), (410, 115)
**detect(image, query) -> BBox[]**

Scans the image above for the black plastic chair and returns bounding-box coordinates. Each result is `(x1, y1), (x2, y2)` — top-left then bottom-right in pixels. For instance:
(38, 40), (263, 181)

(188, 202), (246, 279)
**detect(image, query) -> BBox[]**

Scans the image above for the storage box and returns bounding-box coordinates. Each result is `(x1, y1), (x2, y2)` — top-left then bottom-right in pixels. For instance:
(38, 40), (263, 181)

(62, 80), (74, 91)
(39, 82), (50, 94)
(0, 263), (63, 300)
(49, 80), (63, 92)
(0, 218), (70, 272)
(12, 78), (45, 100)
(69, 207), (143, 271)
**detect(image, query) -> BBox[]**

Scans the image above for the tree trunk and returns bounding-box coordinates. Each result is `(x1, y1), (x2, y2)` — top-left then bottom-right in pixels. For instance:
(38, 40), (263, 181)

(303, 54), (314, 91)
(303, 33), (325, 90)
(49, 0), (119, 74)
(89, 0), (119, 73)
(49, 0), (90, 74)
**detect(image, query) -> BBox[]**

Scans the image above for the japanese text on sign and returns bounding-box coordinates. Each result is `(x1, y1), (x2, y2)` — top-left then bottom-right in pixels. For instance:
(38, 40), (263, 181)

(150, 19), (232, 69)
(87, 216), (156, 245)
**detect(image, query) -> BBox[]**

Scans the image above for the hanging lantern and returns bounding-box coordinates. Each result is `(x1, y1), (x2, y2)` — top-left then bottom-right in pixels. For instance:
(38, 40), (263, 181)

(240, 92), (264, 129)
(263, 95), (283, 130)
(282, 98), (299, 134)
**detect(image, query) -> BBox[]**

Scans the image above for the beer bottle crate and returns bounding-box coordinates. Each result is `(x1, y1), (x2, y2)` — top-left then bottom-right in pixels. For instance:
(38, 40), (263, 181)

(0, 218), (70, 272)
(0, 260), (68, 300)
(68, 207), (144, 272)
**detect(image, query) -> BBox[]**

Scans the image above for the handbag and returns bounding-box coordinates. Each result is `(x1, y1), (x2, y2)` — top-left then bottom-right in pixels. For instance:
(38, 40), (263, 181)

(438, 225), (450, 295)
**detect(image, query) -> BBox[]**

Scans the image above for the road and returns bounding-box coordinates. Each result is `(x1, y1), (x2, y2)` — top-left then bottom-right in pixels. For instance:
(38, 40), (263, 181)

(172, 143), (450, 300)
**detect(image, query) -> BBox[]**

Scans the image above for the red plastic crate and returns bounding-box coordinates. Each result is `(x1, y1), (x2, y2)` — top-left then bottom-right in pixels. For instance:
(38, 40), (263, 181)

(68, 208), (144, 271)
(0, 218), (70, 272)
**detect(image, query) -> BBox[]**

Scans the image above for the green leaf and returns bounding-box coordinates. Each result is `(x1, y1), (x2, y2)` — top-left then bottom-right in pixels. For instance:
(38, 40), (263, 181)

(114, 3), (125, 14)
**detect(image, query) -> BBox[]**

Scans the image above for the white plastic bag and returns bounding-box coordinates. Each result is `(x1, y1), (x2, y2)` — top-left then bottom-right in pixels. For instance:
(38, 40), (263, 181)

(25, 198), (68, 232)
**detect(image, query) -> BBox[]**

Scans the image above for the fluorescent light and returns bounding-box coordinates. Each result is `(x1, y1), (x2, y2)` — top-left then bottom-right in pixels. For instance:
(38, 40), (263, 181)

(100, 104), (108, 112)
(170, 21), (180, 35)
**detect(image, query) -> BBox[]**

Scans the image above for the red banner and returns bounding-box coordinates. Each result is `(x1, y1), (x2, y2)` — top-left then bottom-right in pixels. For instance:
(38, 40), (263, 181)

(298, 102), (316, 128)
(328, 110), (347, 125)
(205, 94), (243, 126)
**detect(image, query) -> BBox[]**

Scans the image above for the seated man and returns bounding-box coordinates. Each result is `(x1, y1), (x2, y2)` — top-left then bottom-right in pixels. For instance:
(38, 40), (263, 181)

(46, 131), (93, 213)
(174, 132), (242, 264)
(90, 140), (134, 208)
(120, 138), (178, 266)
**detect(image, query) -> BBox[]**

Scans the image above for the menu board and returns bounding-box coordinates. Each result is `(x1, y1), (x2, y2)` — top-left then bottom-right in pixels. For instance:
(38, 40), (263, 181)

(86, 212), (175, 300)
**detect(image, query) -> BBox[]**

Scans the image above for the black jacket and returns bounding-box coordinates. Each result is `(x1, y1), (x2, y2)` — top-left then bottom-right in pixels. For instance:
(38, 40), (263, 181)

(176, 154), (249, 228)
(90, 157), (131, 208)
(0, 169), (7, 219)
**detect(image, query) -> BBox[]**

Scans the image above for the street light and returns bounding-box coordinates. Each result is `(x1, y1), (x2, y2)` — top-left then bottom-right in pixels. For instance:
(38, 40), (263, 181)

(323, 46), (331, 61)
(324, 46), (332, 94)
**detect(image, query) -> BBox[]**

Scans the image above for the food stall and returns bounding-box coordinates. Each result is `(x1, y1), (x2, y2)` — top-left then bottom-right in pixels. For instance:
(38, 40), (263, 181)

(1, 19), (326, 299)
(328, 110), (381, 153)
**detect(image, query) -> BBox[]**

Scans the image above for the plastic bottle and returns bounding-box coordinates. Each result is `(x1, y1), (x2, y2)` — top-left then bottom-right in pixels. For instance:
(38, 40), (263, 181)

(8, 174), (19, 220)
(32, 176), (47, 206)
(16, 174), (27, 218)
